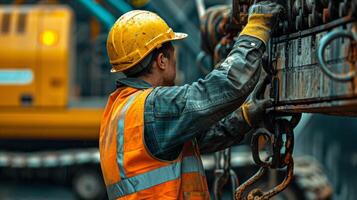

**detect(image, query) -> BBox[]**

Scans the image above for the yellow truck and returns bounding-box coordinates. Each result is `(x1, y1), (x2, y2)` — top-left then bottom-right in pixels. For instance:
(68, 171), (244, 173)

(0, 5), (105, 199)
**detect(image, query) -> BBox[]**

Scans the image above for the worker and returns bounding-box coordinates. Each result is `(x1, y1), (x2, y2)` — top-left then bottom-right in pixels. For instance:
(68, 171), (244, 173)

(100, 1), (283, 199)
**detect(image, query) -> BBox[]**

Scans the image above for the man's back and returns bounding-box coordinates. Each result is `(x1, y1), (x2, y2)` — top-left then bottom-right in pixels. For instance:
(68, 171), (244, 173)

(100, 86), (209, 199)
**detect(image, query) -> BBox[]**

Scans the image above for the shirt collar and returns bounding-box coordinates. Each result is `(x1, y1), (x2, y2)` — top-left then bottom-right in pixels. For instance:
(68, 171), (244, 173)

(116, 78), (153, 89)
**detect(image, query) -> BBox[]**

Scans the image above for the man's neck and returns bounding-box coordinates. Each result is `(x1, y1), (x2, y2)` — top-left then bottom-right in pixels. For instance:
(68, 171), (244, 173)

(138, 75), (162, 87)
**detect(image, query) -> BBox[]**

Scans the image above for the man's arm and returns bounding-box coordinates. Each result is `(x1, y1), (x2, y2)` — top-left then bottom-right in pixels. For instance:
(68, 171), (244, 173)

(195, 107), (251, 154)
(144, 35), (264, 160)
(144, 1), (283, 161)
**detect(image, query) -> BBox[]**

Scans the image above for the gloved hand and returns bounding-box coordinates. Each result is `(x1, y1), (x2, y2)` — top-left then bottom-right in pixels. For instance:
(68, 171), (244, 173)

(240, 97), (272, 128)
(239, 74), (273, 128)
(239, 1), (284, 44)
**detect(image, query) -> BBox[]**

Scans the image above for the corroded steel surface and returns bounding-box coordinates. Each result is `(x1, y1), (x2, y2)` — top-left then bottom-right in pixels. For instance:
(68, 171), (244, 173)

(271, 19), (357, 115)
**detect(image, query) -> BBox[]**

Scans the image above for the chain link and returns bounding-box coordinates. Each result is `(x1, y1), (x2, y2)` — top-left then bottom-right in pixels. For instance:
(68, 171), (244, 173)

(234, 114), (301, 200)
(213, 148), (239, 200)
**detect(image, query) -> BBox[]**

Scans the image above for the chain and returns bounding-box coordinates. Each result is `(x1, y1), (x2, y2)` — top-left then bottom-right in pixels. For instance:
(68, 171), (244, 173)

(213, 0), (251, 63)
(213, 148), (239, 200)
(234, 114), (301, 200)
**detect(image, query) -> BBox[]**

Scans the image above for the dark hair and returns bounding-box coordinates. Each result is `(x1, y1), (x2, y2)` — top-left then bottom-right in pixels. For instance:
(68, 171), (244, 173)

(124, 42), (174, 77)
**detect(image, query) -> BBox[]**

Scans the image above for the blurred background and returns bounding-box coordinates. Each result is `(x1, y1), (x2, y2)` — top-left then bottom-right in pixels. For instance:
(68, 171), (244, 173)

(0, 0), (356, 199)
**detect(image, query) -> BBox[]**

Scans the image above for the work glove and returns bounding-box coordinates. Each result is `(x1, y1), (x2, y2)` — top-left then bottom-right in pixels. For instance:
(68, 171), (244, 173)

(239, 75), (273, 128)
(240, 1), (284, 44)
(240, 96), (272, 128)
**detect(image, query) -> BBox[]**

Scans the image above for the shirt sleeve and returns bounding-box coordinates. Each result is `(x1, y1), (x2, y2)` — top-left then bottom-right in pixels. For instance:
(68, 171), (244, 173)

(144, 35), (265, 161)
(196, 107), (252, 154)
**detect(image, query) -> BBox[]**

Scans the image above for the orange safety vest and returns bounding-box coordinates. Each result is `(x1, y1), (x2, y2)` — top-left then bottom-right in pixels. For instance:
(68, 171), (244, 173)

(100, 87), (210, 200)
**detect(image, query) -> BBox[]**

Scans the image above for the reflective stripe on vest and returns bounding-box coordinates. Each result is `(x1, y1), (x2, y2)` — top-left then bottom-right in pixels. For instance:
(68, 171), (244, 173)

(116, 92), (141, 179)
(107, 155), (205, 200)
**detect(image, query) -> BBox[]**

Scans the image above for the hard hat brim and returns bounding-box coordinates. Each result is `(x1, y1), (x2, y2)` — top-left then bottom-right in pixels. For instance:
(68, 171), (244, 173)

(172, 32), (188, 40)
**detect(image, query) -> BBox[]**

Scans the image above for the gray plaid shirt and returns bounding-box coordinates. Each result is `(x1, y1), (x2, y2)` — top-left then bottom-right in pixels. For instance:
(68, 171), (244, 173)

(116, 35), (265, 160)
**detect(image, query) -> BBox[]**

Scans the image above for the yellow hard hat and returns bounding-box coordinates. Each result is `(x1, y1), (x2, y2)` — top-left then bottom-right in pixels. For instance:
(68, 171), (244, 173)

(107, 10), (188, 73)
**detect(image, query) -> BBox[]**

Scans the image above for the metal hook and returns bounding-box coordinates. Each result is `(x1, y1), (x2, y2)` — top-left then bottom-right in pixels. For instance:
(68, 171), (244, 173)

(317, 29), (357, 82)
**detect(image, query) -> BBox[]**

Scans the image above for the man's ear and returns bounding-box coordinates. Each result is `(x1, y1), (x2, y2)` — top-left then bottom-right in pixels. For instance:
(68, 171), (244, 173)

(156, 53), (168, 70)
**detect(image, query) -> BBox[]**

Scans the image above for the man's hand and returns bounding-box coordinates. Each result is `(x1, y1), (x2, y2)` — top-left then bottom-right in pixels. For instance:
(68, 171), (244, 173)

(239, 1), (284, 44)
(241, 97), (272, 128)
(239, 74), (273, 128)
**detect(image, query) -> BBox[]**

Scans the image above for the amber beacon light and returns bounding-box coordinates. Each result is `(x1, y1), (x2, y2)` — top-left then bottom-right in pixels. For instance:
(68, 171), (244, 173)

(41, 30), (58, 46)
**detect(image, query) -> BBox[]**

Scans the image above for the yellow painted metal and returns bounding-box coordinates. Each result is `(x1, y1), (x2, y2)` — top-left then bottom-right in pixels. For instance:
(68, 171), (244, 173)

(0, 108), (103, 140)
(0, 5), (104, 141)
(0, 5), (73, 107)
